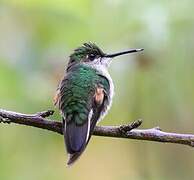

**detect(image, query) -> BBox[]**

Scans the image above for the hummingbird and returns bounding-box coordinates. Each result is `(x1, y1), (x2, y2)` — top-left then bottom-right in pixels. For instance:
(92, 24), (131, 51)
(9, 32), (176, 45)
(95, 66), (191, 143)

(54, 42), (143, 166)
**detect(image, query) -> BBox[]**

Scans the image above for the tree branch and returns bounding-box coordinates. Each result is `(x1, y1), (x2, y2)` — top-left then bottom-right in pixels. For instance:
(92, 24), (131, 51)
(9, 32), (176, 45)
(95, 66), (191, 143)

(1, 109), (194, 147)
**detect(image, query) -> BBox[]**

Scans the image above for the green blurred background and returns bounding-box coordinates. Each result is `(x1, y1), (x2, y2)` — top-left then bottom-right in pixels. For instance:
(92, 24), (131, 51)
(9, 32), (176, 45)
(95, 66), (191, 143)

(1, 0), (194, 179)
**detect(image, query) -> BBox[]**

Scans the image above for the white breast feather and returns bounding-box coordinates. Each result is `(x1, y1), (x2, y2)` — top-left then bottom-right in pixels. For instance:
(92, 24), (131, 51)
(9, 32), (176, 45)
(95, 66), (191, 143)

(83, 60), (114, 123)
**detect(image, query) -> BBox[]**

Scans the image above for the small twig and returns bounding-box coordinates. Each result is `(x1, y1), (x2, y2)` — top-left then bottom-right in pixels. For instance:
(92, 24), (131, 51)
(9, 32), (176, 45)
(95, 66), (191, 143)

(36, 110), (55, 118)
(0, 117), (11, 124)
(0, 109), (62, 134)
(119, 119), (142, 135)
(1, 109), (194, 147)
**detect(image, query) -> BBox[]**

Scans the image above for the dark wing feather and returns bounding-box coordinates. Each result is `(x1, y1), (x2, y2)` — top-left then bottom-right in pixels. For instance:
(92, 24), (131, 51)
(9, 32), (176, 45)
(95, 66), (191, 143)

(89, 88), (109, 139)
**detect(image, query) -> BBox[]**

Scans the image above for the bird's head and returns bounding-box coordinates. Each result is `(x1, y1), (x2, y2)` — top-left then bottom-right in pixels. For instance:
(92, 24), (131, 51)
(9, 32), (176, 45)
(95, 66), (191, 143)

(68, 42), (143, 69)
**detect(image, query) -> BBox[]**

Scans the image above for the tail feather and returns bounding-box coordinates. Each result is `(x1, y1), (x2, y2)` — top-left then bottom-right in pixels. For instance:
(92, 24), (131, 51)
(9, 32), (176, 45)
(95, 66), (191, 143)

(67, 152), (82, 166)
(65, 121), (88, 153)
(63, 114), (91, 165)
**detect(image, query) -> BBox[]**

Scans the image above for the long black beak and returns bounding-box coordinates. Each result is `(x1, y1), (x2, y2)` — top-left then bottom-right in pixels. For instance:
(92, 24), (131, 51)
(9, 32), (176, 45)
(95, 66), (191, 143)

(104, 48), (144, 58)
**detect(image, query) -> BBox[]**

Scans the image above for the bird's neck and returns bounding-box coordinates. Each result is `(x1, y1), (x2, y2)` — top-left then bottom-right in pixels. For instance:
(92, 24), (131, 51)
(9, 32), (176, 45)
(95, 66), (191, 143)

(83, 62), (110, 77)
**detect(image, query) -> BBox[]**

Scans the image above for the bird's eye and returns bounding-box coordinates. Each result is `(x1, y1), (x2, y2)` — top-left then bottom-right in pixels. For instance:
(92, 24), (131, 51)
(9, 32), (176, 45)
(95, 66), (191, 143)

(88, 53), (96, 61)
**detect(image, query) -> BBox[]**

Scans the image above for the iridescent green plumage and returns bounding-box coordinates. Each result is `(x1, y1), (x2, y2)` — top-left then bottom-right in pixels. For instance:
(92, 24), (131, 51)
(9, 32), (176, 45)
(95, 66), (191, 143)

(56, 43), (111, 165)
(55, 42), (143, 165)
(59, 64), (109, 126)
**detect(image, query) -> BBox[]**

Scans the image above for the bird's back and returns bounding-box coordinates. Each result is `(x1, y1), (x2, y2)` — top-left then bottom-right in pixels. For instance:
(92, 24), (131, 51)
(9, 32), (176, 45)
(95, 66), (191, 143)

(58, 64), (111, 165)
